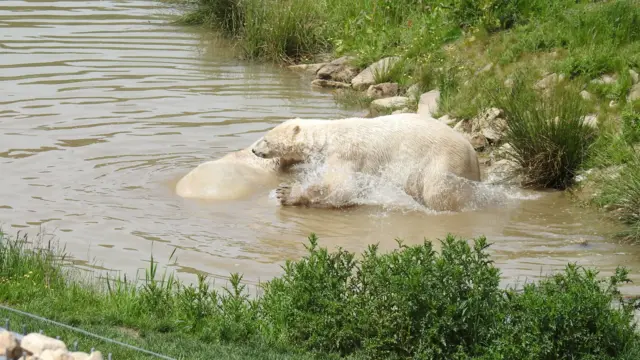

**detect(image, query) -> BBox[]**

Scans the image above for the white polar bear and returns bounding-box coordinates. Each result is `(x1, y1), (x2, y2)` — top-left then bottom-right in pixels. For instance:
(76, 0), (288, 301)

(175, 138), (297, 201)
(251, 113), (482, 211)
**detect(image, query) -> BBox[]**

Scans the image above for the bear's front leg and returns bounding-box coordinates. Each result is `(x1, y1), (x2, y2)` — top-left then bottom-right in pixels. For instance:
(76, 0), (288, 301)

(275, 182), (323, 206)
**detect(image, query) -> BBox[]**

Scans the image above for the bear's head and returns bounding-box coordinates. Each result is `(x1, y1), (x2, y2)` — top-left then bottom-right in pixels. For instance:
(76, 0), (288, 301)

(251, 119), (307, 162)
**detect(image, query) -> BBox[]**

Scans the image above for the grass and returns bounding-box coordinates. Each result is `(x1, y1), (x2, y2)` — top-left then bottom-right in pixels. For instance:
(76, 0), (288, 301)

(2, 230), (640, 359)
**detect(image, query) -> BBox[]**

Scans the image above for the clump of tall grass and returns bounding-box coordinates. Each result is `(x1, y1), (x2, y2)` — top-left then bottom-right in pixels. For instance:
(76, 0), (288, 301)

(489, 73), (597, 189)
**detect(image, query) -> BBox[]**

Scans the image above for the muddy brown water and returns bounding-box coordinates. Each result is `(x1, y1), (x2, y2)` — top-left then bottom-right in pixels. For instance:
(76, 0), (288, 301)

(2, 0), (640, 295)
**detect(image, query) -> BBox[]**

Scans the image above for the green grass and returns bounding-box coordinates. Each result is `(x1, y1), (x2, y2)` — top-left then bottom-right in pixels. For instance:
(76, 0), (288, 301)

(2, 230), (640, 359)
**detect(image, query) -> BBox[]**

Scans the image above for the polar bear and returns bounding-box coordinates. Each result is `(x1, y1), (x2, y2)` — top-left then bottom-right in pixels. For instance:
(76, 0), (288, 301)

(251, 113), (481, 211)
(175, 138), (298, 201)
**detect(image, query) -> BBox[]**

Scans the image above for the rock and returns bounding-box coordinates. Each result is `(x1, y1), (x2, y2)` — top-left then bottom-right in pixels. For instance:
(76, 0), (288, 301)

(288, 63), (327, 74)
(88, 352), (102, 360)
(486, 159), (522, 185)
(504, 77), (514, 88)
(370, 96), (410, 113)
(630, 69), (639, 84)
(40, 349), (73, 360)
(437, 115), (457, 126)
(471, 108), (507, 143)
(609, 100), (618, 109)
(21, 333), (67, 356)
(582, 114), (598, 129)
(316, 56), (359, 83)
(490, 143), (513, 163)
(70, 353), (89, 360)
(310, 79), (351, 89)
(580, 90), (593, 101)
(366, 82), (399, 99)
(534, 73), (564, 90)
(475, 63), (493, 75)
(406, 84), (421, 99)
(453, 119), (471, 134)
(0, 331), (22, 360)
(391, 107), (412, 115)
(469, 133), (488, 151)
(629, 83), (640, 102)
(351, 57), (400, 90)
(417, 90), (440, 118)
(591, 74), (617, 85)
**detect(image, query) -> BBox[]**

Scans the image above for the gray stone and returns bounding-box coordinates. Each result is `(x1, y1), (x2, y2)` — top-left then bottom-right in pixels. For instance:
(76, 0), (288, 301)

(406, 84), (421, 99)
(370, 96), (410, 114)
(288, 63), (327, 74)
(453, 119), (471, 134)
(391, 107), (412, 115)
(582, 114), (598, 129)
(469, 133), (488, 151)
(311, 79), (351, 89)
(504, 77), (514, 88)
(580, 90), (593, 101)
(534, 73), (564, 90)
(437, 115), (457, 126)
(40, 349), (73, 360)
(629, 83), (640, 102)
(489, 143), (513, 163)
(417, 90), (440, 118)
(0, 331), (21, 360)
(485, 159), (522, 185)
(471, 108), (507, 143)
(609, 100), (618, 109)
(366, 82), (399, 99)
(351, 56), (400, 90)
(475, 63), (493, 75)
(591, 74), (617, 85)
(20, 333), (67, 356)
(316, 56), (359, 83)
(630, 69), (639, 84)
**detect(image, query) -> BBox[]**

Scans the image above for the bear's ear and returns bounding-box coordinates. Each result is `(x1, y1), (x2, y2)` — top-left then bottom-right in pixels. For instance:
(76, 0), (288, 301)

(292, 125), (301, 136)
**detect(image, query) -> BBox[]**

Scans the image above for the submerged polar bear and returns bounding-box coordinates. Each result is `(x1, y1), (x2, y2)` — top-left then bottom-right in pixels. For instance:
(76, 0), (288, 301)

(175, 138), (297, 200)
(251, 113), (482, 212)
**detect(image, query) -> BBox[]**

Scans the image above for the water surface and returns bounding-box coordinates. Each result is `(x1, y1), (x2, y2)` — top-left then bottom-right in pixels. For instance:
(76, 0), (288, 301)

(1, 0), (639, 294)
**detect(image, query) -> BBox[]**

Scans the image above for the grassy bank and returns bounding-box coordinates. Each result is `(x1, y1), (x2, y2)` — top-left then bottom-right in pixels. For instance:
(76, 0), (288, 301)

(2, 230), (640, 359)
(173, 0), (640, 242)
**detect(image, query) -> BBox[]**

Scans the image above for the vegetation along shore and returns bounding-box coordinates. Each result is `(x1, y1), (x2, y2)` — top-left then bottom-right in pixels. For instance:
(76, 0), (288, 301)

(2, 230), (640, 359)
(173, 0), (640, 241)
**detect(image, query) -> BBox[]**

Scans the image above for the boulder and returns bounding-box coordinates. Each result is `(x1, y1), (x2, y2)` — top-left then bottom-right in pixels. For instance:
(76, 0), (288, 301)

(20, 333), (67, 356)
(311, 79), (351, 89)
(316, 56), (359, 83)
(417, 90), (440, 118)
(582, 114), (598, 129)
(391, 107), (412, 115)
(534, 73), (564, 91)
(591, 74), (617, 85)
(40, 349), (73, 360)
(630, 69), (639, 85)
(288, 63), (327, 74)
(580, 90), (593, 101)
(453, 119), (471, 134)
(471, 108), (507, 143)
(351, 57), (400, 90)
(489, 143), (513, 163)
(437, 115), (457, 126)
(485, 159), (522, 185)
(0, 331), (21, 360)
(366, 82), (399, 99)
(406, 84), (421, 99)
(370, 96), (410, 113)
(629, 83), (640, 102)
(468, 133), (488, 151)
